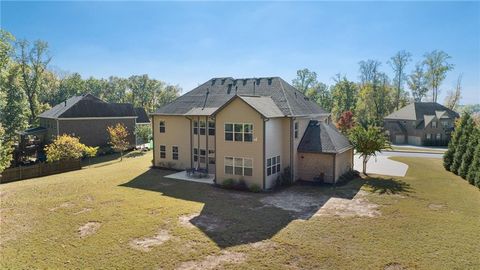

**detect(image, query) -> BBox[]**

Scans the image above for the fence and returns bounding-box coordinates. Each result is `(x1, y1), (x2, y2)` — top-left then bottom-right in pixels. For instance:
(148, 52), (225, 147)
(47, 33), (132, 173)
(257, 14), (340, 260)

(0, 160), (82, 184)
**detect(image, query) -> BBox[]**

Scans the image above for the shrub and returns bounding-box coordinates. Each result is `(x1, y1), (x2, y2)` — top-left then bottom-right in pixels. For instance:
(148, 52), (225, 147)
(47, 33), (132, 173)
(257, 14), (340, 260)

(458, 127), (479, 179)
(221, 179), (235, 189)
(444, 114), (470, 170)
(466, 142), (480, 186)
(45, 134), (87, 162)
(249, 184), (261, 193)
(450, 117), (475, 174)
(275, 166), (293, 188)
(234, 179), (248, 190)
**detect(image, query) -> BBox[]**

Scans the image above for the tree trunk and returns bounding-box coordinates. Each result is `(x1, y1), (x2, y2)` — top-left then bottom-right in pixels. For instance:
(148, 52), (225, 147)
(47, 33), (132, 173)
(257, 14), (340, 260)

(363, 156), (368, 175)
(120, 151), (123, 161)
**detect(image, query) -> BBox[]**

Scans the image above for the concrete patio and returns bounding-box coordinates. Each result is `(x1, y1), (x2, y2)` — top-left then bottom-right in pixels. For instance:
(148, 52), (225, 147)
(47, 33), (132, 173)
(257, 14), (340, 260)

(164, 171), (215, 184)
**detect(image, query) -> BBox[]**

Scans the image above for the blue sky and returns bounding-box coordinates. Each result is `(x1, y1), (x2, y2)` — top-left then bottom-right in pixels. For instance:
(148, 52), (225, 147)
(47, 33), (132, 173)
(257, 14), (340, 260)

(2, 1), (479, 104)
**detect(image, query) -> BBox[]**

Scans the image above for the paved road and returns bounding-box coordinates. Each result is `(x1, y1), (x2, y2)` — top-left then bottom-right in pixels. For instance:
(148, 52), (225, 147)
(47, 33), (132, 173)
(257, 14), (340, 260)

(378, 151), (443, 159)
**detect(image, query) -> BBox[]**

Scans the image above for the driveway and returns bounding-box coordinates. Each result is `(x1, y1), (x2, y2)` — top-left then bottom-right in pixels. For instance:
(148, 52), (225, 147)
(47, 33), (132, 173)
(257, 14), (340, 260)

(354, 155), (408, 177)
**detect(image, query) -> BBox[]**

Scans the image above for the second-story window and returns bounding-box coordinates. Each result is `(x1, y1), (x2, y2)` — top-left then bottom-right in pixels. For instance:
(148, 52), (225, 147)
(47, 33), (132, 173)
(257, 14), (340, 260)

(159, 120), (166, 133)
(200, 121), (206, 135)
(294, 122), (299, 138)
(193, 121), (198, 135)
(208, 121), (215, 136)
(225, 123), (253, 142)
(432, 121), (437, 128)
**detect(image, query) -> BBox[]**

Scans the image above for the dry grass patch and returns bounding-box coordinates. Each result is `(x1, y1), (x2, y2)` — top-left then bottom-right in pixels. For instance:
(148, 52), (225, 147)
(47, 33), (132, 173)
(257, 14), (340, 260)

(129, 230), (171, 252)
(176, 251), (246, 270)
(49, 202), (74, 212)
(314, 190), (380, 218)
(178, 213), (200, 228)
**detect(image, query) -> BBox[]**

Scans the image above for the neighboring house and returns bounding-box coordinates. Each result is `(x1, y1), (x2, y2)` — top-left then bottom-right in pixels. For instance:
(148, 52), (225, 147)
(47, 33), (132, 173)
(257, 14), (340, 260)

(151, 77), (354, 190)
(384, 102), (459, 146)
(35, 94), (146, 147)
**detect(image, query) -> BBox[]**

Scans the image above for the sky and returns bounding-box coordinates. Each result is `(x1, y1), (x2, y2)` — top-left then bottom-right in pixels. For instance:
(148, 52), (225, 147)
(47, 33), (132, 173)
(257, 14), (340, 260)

(1, 1), (479, 104)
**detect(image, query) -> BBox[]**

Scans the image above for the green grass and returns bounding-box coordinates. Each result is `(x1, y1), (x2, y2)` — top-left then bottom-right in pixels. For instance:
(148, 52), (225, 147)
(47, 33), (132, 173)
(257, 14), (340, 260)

(1, 152), (479, 269)
(388, 146), (446, 154)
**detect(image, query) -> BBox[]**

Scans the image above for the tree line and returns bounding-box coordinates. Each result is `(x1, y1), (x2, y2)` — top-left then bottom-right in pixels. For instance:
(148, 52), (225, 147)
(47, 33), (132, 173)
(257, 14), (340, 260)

(292, 50), (460, 127)
(443, 113), (480, 188)
(0, 29), (180, 145)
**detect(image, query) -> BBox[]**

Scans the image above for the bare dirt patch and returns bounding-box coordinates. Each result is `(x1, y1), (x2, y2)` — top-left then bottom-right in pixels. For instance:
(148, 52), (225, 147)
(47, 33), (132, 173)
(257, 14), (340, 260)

(129, 230), (171, 252)
(49, 202), (74, 212)
(428, 203), (445, 210)
(78, 221), (101, 238)
(260, 191), (329, 218)
(384, 262), (405, 270)
(178, 213), (200, 228)
(249, 240), (278, 250)
(74, 208), (92, 215)
(315, 190), (380, 218)
(176, 251), (246, 270)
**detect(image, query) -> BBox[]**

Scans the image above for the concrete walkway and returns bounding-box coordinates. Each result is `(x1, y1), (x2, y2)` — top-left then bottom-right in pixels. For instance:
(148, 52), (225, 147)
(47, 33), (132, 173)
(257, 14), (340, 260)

(164, 171), (215, 184)
(354, 155), (409, 177)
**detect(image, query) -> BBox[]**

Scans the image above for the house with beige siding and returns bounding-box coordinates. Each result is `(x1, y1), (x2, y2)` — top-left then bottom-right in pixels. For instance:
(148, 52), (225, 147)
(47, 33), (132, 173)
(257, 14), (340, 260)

(151, 77), (353, 190)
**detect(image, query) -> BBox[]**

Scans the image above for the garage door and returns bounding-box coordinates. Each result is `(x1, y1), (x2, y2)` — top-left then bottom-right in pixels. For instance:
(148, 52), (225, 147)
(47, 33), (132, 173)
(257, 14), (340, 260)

(395, 135), (405, 144)
(408, 136), (421, 146)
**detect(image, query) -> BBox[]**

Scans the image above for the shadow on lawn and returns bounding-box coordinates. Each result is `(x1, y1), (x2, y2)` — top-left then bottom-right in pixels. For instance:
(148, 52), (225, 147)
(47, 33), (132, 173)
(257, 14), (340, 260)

(362, 177), (412, 195)
(119, 168), (369, 248)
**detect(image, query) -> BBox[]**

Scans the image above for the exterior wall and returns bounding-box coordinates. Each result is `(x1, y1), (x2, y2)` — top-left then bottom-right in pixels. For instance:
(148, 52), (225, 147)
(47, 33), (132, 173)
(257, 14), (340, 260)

(292, 117), (311, 181)
(152, 115), (191, 170)
(58, 118), (136, 147)
(191, 116), (216, 174)
(385, 118), (455, 146)
(39, 117), (58, 142)
(297, 152), (335, 183)
(334, 148), (354, 181)
(215, 98), (265, 189)
(265, 117), (288, 189)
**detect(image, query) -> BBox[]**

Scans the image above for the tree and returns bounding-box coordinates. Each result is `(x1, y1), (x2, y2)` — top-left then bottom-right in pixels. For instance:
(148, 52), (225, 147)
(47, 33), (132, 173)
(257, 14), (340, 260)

(356, 73), (395, 127)
(135, 124), (152, 147)
(444, 74), (462, 111)
(0, 30), (15, 75)
(450, 116), (475, 174)
(358, 59), (381, 86)
(52, 72), (87, 105)
(331, 75), (358, 121)
(16, 39), (52, 125)
(107, 123), (130, 161)
(156, 84), (181, 110)
(305, 82), (332, 112)
(44, 134), (86, 162)
(84, 146), (98, 165)
(408, 63), (429, 102)
(336, 111), (355, 134)
(459, 127), (479, 180)
(0, 124), (13, 173)
(292, 68), (317, 93)
(444, 113), (471, 170)
(389, 50), (412, 110)
(0, 64), (29, 142)
(423, 50), (454, 103)
(349, 125), (391, 174)
(466, 142), (480, 187)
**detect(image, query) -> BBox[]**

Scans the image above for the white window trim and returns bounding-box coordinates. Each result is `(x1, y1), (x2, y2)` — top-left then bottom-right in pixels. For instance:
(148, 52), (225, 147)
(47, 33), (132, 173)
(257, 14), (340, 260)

(160, 144), (166, 159)
(224, 156), (253, 176)
(159, 120), (166, 133)
(224, 122), (254, 142)
(267, 155), (281, 176)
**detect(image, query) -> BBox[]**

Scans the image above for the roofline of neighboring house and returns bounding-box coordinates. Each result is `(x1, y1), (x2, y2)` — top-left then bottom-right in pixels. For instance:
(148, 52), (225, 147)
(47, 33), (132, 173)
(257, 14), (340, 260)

(39, 116), (138, 120)
(297, 145), (354, 155)
(149, 111), (331, 118)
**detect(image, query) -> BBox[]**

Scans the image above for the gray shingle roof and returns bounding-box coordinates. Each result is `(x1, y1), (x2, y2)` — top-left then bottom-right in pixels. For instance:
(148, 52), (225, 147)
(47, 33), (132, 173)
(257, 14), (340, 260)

(153, 77), (328, 117)
(385, 102), (459, 121)
(38, 94), (137, 119)
(237, 96), (284, 118)
(298, 120), (352, 154)
(135, 107), (150, 123)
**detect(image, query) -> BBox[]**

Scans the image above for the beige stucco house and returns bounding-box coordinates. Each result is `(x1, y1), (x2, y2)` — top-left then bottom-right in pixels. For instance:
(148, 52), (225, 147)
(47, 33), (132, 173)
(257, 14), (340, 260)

(151, 77), (353, 190)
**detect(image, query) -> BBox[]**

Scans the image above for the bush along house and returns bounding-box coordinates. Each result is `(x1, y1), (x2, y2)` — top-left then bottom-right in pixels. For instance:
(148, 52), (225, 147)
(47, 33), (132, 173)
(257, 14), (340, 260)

(384, 102), (459, 146)
(151, 77), (354, 190)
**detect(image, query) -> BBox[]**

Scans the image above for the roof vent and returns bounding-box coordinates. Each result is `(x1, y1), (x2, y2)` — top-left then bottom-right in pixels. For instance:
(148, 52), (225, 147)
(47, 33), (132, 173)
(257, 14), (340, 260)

(243, 79), (247, 86)
(235, 86), (238, 94)
(211, 79), (216, 86)
(227, 84), (232, 94)
(221, 79), (226, 85)
(268, 78), (272, 85)
(256, 78), (261, 85)
(294, 92), (297, 98)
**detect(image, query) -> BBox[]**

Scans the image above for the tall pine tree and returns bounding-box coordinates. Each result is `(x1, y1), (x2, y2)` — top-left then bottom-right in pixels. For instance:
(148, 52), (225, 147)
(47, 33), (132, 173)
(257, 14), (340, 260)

(466, 142), (480, 187)
(458, 126), (479, 179)
(450, 117), (474, 174)
(444, 113), (470, 170)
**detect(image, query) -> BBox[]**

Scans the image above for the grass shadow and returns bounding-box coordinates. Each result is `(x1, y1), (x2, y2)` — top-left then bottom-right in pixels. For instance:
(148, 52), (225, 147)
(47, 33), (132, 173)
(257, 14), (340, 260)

(119, 168), (363, 248)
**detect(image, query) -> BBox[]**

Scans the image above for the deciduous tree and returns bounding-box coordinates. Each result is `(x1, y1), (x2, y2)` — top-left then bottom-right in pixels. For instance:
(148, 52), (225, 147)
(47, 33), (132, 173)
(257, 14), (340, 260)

(44, 134), (86, 162)
(0, 124), (13, 173)
(107, 123), (130, 161)
(444, 74), (462, 111)
(389, 50), (412, 110)
(408, 63), (429, 102)
(331, 75), (358, 121)
(423, 50), (454, 103)
(349, 125), (391, 174)
(292, 68), (317, 94)
(336, 111), (355, 134)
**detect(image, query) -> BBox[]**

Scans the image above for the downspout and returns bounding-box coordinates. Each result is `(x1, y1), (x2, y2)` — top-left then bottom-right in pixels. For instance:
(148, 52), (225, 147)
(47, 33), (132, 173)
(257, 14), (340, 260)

(206, 116), (209, 172)
(213, 116), (217, 184)
(290, 117), (295, 182)
(263, 118), (267, 190)
(151, 116), (156, 166)
(197, 116), (200, 169)
(333, 153), (337, 185)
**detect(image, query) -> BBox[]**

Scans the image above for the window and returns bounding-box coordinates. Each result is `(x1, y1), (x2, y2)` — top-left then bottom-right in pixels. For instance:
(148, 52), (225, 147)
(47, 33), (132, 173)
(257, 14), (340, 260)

(294, 122), (299, 139)
(159, 120), (166, 133)
(160, 145), (166, 159)
(193, 121), (198, 135)
(208, 150), (215, 164)
(432, 121), (437, 128)
(200, 149), (206, 163)
(208, 121), (215, 136)
(224, 157), (253, 176)
(441, 120), (450, 128)
(193, 148), (198, 162)
(200, 121), (206, 135)
(224, 123), (253, 142)
(436, 133), (441, 140)
(426, 133), (432, 140)
(267, 155), (281, 176)
(172, 146), (178, 160)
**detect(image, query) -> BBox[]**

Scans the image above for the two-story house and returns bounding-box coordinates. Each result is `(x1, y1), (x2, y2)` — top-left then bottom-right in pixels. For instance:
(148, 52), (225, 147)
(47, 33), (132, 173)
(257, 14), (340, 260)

(151, 77), (353, 190)
(384, 102), (459, 146)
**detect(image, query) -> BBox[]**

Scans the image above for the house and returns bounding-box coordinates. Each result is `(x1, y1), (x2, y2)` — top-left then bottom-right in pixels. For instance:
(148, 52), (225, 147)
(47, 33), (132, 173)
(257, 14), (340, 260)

(36, 94), (149, 147)
(384, 102), (459, 146)
(151, 77), (354, 190)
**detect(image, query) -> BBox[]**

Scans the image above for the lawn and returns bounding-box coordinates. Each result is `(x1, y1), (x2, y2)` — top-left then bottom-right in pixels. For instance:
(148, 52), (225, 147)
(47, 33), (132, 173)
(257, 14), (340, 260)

(1, 152), (479, 269)
(388, 146), (446, 154)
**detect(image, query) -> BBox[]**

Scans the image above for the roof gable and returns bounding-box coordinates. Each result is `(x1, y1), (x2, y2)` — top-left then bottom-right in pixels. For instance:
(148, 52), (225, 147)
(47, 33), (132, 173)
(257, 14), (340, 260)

(385, 102), (459, 121)
(298, 121), (352, 154)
